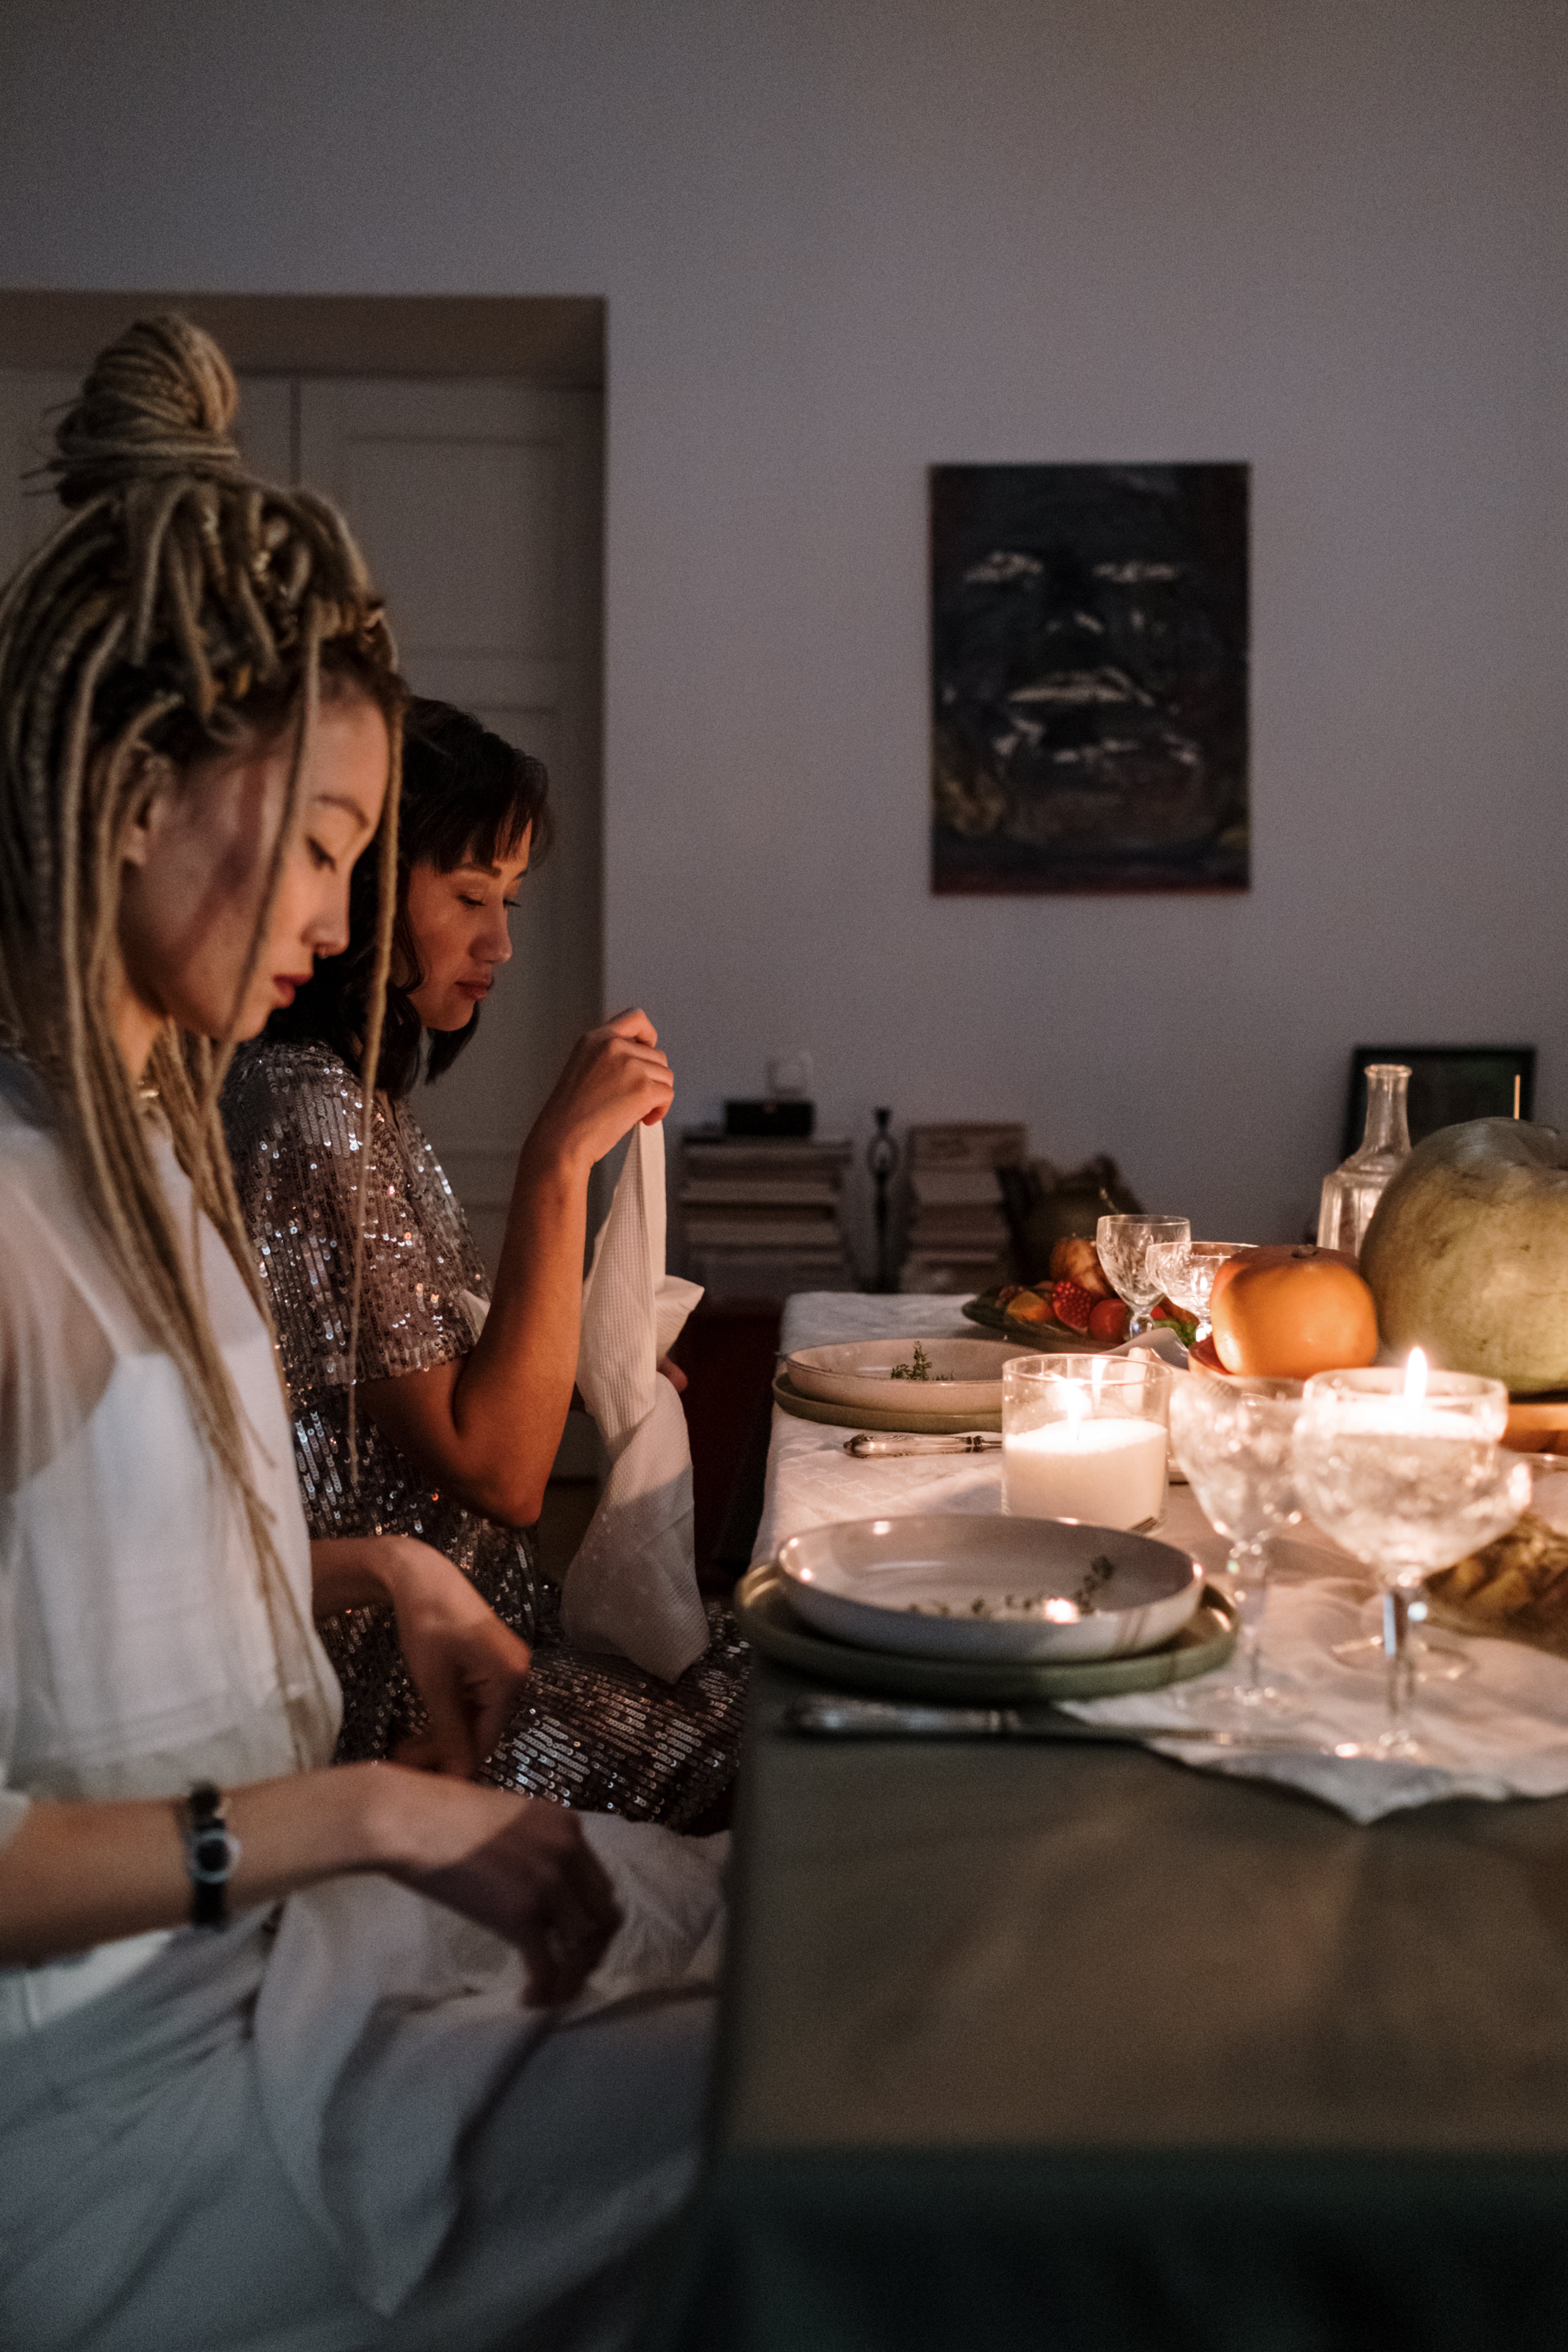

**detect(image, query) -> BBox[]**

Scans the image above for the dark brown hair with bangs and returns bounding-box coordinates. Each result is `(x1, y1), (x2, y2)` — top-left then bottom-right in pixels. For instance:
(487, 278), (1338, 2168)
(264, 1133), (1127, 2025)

(266, 696), (549, 1097)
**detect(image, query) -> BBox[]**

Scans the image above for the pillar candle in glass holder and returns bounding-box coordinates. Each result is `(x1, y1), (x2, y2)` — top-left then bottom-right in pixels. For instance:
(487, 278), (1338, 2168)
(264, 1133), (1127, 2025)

(1002, 1357), (1171, 1530)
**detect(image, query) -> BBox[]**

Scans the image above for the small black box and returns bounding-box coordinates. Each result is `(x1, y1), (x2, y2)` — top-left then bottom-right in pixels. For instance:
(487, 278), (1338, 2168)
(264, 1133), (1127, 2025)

(724, 1099), (815, 1139)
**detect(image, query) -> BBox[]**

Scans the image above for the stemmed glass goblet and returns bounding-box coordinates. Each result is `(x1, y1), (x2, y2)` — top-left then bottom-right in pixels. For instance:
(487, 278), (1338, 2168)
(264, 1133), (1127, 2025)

(1290, 1366), (1530, 1759)
(1096, 1215), (1190, 1340)
(1168, 1372), (1304, 1718)
(1147, 1238), (1255, 1341)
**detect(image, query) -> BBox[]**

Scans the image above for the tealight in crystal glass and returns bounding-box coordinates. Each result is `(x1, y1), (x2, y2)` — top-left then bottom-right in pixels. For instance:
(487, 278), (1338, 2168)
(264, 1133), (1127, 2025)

(1096, 1216), (1190, 1339)
(1002, 1354), (1173, 1533)
(1291, 1366), (1528, 1758)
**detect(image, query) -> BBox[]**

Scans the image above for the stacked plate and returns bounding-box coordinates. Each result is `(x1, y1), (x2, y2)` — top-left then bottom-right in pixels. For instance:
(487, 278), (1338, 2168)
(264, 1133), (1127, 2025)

(737, 1513), (1235, 1701)
(775, 1336), (1024, 1432)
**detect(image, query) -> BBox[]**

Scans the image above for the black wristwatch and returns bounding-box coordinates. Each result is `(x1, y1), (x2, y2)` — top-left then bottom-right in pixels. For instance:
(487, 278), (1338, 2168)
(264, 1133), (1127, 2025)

(183, 1783), (240, 1930)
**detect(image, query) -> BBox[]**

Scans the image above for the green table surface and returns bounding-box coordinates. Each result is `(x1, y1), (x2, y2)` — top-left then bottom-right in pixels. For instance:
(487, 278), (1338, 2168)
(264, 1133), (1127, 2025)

(643, 1660), (1568, 2352)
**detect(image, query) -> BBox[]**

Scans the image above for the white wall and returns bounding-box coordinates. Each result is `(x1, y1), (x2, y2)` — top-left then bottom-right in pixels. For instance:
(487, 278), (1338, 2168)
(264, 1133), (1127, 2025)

(1, 0), (1562, 1255)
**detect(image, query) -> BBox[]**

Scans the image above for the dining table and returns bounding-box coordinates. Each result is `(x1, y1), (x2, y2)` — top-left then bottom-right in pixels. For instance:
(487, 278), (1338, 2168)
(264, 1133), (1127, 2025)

(642, 1293), (1568, 2352)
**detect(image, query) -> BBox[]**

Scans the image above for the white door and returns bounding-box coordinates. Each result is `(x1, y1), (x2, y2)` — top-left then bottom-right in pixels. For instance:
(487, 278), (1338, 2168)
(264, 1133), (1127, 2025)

(297, 378), (604, 1275)
(0, 368), (605, 1287)
(1, 364), (605, 1486)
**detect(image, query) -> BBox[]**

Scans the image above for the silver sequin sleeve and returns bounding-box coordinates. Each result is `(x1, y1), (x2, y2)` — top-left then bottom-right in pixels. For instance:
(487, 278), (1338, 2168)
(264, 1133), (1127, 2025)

(221, 1040), (746, 1829)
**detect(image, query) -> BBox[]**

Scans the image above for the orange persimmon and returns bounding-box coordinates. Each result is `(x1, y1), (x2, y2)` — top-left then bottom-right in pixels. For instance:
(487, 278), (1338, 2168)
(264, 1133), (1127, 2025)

(1210, 1244), (1378, 1379)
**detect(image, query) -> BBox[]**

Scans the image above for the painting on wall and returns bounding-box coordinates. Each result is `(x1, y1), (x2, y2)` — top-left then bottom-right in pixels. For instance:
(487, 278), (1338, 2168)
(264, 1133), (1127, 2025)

(930, 463), (1249, 894)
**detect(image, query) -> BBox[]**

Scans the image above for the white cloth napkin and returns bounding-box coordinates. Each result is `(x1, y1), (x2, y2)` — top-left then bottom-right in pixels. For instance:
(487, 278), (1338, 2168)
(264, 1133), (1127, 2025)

(561, 1124), (708, 1681)
(1062, 1550), (1568, 1825)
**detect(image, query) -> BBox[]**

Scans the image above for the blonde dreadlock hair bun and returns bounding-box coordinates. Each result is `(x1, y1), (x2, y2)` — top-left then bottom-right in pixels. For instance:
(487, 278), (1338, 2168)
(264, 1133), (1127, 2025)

(0, 312), (406, 1770)
(53, 314), (242, 507)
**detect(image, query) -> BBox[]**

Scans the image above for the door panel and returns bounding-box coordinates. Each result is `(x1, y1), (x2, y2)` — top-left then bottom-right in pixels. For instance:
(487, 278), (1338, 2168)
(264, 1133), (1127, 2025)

(1, 359), (603, 1483)
(0, 363), (605, 1283)
(297, 378), (604, 1274)
(342, 437), (563, 658)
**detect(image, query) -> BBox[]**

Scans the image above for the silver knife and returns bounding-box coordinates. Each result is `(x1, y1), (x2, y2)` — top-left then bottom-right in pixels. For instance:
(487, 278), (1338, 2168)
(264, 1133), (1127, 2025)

(780, 1693), (1349, 1755)
(844, 1432), (1001, 1457)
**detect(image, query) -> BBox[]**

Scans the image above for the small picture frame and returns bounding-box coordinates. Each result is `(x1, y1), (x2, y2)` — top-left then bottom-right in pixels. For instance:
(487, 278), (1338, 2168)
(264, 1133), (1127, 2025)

(1341, 1046), (1536, 1159)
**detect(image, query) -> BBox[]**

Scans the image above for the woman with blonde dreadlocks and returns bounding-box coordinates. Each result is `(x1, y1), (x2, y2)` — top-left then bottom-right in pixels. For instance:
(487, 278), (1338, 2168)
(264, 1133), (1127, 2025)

(0, 316), (719, 2352)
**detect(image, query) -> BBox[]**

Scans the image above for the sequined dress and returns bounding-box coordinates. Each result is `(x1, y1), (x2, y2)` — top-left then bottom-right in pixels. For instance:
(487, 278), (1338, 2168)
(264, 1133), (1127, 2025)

(222, 1040), (746, 1828)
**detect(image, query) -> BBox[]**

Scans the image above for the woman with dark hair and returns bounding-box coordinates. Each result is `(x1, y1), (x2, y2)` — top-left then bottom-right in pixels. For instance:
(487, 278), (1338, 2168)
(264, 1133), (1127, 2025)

(223, 697), (747, 1828)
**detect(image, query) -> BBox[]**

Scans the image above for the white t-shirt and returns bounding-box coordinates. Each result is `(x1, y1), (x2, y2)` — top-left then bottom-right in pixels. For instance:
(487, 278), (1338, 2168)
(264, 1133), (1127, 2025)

(0, 1061), (340, 2032)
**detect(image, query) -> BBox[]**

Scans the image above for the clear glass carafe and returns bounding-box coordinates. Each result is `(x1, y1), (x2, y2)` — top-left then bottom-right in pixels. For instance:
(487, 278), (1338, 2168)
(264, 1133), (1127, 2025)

(1317, 1063), (1412, 1258)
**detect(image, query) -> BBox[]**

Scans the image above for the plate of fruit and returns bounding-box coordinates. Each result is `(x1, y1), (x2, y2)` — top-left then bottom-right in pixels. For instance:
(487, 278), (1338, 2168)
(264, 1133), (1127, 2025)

(964, 1237), (1198, 1349)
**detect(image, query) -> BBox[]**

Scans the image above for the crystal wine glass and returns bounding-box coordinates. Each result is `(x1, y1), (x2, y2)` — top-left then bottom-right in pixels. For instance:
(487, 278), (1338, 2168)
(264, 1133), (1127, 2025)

(1291, 1369), (1530, 1759)
(1168, 1373), (1304, 1716)
(1096, 1215), (1190, 1339)
(1147, 1238), (1255, 1340)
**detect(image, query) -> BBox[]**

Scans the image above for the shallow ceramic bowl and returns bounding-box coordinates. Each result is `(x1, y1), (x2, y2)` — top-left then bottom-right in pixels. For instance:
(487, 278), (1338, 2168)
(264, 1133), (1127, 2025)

(783, 1336), (1025, 1416)
(776, 1512), (1203, 1663)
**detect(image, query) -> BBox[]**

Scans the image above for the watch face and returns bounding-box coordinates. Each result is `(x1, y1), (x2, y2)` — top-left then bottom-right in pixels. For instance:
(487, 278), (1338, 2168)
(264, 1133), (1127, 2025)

(192, 1830), (231, 1878)
(186, 1788), (233, 1923)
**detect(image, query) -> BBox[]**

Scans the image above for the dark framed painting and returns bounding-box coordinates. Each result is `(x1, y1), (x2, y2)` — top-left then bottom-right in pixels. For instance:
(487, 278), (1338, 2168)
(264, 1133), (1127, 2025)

(930, 463), (1249, 894)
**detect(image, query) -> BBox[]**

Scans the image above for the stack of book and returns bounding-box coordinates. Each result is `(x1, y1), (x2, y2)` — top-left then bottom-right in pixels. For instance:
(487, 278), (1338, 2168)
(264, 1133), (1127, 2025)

(898, 1122), (1027, 1294)
(674, 1130), (856, 1298)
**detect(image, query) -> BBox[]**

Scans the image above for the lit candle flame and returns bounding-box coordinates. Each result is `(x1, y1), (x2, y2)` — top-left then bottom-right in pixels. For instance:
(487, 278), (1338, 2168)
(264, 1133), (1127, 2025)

(1055, 1378), (1088, 1443)
(1090, 1356), (1106, 1406)
(1403, 1347), (1428, 1405)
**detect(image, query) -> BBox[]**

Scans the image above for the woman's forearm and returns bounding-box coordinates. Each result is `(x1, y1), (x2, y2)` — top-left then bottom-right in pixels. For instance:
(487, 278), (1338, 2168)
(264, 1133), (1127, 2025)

(312, 1536), (401, 1614)
(460, 1134), (590, 1479)
(359, 1011), (675, 1526)
(0, 1766), (620, 2006)
(310, 1533), (486, 1618)
(361, 1141), (587, 1524)
(0, 1766), (399, 1966)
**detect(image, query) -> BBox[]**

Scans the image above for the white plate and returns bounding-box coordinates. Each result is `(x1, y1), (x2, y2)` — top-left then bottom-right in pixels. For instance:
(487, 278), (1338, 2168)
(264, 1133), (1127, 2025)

(783, 1337), (1026, 1416)
(777, 1513), (1203, 1663)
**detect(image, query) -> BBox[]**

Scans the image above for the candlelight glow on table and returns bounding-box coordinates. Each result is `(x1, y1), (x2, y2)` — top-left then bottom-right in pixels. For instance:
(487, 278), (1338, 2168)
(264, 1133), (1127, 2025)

(1291, 1349), (1530, 1758)
(1002, 1354), (1172, 1531)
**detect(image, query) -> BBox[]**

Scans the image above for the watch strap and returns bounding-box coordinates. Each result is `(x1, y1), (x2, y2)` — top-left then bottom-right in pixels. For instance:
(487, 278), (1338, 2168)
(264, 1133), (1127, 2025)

(184, 1782), (239, 1930)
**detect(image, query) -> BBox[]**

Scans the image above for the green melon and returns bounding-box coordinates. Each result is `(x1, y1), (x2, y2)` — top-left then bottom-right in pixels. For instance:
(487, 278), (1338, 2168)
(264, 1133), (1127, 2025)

(1359, 1119), (1568, 1395)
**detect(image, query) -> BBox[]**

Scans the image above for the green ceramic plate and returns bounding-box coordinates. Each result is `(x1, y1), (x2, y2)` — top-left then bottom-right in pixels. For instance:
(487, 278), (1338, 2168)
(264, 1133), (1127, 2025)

(772, 1369), (1002, 1435)
(735, 1562), (1236, 1701)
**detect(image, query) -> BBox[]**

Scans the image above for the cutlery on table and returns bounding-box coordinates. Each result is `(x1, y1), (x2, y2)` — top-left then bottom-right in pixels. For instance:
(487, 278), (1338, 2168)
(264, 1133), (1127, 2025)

(843, 1432), (1001, 1458)
(779, 1693), (1349, 1755)
(841, 1428), (1188, 1480)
